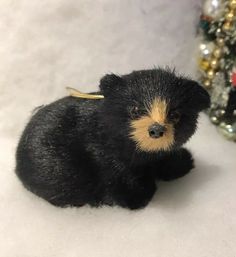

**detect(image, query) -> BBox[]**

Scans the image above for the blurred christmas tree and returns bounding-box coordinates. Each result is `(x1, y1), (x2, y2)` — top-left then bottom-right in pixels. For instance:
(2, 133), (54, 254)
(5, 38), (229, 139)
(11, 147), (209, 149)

(197, 0), (236, 141)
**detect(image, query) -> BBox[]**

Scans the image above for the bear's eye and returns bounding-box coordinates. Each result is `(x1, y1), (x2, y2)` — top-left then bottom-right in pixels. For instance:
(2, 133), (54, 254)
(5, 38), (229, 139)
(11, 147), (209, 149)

(130, 106), (146, 119)
(169, 111), (181, 123)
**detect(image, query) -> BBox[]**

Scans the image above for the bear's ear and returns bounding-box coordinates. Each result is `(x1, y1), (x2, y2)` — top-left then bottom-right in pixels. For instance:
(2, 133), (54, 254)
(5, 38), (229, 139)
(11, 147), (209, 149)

(99, 74), (125, 97)
(186, 80), (211, 112)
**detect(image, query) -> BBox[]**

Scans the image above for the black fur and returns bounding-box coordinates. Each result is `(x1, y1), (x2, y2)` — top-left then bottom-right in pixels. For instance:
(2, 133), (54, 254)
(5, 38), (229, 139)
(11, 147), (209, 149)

(16, 68), (210, 210)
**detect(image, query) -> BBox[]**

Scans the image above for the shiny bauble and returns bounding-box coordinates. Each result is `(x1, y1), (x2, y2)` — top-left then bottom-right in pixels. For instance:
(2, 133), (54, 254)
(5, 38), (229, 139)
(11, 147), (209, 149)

(203, 0), (224, 19)
(218, 120), (236, 140)
(199, 41), (215, 59)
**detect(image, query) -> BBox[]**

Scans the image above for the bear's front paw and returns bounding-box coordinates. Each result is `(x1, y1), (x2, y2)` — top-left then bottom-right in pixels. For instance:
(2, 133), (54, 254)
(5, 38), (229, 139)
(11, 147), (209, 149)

(113, 177), (157, 210)
(157, 148), (194, 181)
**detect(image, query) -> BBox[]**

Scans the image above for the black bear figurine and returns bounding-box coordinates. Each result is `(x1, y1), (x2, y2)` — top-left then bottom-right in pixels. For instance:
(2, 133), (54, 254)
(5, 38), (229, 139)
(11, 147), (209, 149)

(16, 68), (210, 210)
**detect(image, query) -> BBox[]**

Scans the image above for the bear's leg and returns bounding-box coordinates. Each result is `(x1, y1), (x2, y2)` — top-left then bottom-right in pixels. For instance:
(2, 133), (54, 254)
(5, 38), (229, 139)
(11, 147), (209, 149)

(156, 148), (194, 181)
(111, 174), (156, 210)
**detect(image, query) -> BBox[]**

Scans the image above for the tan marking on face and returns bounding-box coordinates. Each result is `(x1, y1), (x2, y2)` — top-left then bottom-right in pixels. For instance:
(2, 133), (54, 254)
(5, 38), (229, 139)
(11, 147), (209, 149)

(130, 98), (174, 152)
(149, 98), (167, 124)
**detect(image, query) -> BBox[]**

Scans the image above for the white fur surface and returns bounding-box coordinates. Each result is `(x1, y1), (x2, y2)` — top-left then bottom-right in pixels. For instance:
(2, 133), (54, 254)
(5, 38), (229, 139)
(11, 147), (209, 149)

(0, 1), (236, 256)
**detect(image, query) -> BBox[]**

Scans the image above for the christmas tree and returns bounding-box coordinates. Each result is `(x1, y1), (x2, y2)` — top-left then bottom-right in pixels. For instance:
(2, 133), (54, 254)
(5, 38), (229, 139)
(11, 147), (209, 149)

(198, 0), (236, 140)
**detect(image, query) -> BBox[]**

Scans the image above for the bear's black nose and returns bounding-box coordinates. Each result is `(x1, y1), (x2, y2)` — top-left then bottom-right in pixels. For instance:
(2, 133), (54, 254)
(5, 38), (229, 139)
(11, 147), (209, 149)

(148, 123), (166, 138)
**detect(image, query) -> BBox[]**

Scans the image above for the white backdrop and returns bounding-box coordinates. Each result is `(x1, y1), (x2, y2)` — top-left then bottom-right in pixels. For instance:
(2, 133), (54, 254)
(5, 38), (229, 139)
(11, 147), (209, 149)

(0, 1), (236, 256)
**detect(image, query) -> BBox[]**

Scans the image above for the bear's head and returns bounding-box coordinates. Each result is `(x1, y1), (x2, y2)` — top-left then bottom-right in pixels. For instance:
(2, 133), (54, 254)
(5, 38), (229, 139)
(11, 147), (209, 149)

(99, 69), (210, 152)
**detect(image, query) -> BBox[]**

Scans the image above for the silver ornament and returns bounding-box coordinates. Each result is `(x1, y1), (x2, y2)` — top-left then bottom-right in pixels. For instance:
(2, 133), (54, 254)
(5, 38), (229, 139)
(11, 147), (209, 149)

(203, 0), (225, 19)
(211, 72), (230, 107)
(199, 41), (215, 59)
(218, 120), (236, 140)
(209, 108), (225, 124)
(210, 114), (220, 124)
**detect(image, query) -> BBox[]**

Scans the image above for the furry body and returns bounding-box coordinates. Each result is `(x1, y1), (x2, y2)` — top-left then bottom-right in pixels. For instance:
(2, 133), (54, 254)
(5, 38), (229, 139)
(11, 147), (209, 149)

(16, 69), (210, 209)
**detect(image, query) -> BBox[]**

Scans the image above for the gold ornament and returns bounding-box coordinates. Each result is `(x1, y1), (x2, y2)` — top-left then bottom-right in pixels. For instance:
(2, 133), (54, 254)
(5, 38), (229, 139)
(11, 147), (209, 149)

(222, 21), (232, 31)
(203, 78), (212, 88)
(225, 10), (235, 21)
(199, 58), (210, 70)
(229, 0), (236, 9)
(210, 58), (219, 69)
(213, 47), (223, 58)
(207, 69), (215, 79)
